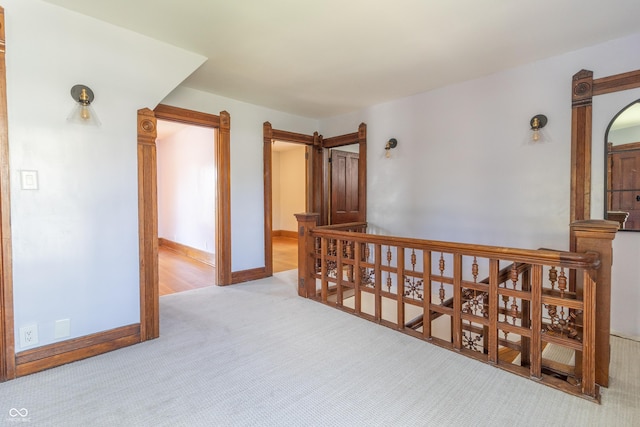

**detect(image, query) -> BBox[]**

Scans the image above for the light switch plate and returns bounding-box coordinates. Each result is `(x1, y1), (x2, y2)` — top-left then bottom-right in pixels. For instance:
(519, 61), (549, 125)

(21, 170), (38, 190)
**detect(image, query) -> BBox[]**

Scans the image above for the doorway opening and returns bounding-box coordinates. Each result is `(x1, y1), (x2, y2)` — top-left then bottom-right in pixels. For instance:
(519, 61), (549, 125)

(156, 119), (217, 295)
(272, 141), (307, 272)
(262, 122), (367, 277)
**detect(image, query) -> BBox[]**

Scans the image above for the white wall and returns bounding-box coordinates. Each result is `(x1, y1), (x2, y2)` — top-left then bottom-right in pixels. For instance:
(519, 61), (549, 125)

(609, 124), (640, 145)
(5, 0), (205, 348)
(5, 0), (640, 352)
(320, 32), (640, 339)
(157, 126), (215, 253)
(160, 87), (318, 271)
(273, 146), (306, 232)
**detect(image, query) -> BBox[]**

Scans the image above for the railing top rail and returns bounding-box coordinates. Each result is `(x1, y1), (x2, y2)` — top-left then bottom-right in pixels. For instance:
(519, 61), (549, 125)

(311, 227), (600, 270)
(317, 222), (367, 231)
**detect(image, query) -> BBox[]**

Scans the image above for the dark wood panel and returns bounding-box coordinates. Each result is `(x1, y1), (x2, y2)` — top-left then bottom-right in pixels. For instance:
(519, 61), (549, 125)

(331, 150), (360, 224)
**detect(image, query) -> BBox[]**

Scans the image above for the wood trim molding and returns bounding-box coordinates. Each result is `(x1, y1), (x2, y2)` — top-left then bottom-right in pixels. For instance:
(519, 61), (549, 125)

(137, 108), (159, 341)
(15, 324), (140, 377)
(593, 69), (640, 97)
(570, 68), (640, 248)
(216, 111), (232, 285)
(262, 122), (368, 277)
(357, 123), (367, 223)
(263, 122), (274, 277)
(154, 104), (221, 127)
(323, 131), (359, 148)
(271, 128), (315, 144)
(0, 6), (16, 382)
(138, 106), (231, 344)
(232, 267), (267, 284)
(159, 238), (215, 267)
(263, 122), (317, 279)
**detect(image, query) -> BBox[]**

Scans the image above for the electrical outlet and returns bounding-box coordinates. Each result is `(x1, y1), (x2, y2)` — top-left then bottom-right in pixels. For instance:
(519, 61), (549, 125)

(19, 324), (39, 348)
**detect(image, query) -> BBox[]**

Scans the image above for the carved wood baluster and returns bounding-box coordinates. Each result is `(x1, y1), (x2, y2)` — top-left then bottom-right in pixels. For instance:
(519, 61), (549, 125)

(502, 294), (510, 339)
(404, 249), (423, 300)
(386, 246), (393, 292)
(558, 268), (567, 298)
(438, 253), (445, 304)
(548, 266), (558, 290)
(510, 263), (518, 289)
(472, 257), (479, 282)
(509, 262), (520, 326)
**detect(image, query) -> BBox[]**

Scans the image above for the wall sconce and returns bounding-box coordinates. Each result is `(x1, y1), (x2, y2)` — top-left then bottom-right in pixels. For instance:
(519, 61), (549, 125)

(385, 138), (398, 158)
(67, 84), (101, 126)
(529, 114), (548, 143)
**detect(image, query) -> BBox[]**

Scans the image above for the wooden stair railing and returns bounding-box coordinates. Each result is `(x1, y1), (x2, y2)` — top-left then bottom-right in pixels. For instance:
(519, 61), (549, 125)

(295, 214), (618, 403)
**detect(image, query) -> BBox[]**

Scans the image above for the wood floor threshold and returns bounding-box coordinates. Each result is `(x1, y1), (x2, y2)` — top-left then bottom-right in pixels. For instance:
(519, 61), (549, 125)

(15, 324), (140, 377)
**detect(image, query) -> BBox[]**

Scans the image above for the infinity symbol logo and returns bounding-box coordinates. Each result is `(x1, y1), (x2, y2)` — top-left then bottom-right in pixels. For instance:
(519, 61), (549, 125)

(9, 408), (28, 417)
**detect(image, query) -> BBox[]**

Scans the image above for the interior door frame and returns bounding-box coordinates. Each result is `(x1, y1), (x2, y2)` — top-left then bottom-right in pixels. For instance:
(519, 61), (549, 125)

(570, 69), (640, 248)
(0, 6), (16, 382)
(262, 122), (366, 276)
(137, 105), (231, 341)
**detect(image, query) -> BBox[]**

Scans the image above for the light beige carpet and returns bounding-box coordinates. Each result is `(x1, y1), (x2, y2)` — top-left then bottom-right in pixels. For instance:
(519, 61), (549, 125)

(0, 269), (638, 426)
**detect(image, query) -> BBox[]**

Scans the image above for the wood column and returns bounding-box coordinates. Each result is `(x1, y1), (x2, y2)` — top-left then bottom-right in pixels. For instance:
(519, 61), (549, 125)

(295, 213), (319, 298)
(569, 219), (618, 387)
(137, 108), (159, 341)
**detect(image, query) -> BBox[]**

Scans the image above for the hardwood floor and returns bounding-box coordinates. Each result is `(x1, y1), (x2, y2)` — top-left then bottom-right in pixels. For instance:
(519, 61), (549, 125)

(159, 236), (298, 296)
(273, 235), (297, 273)
(159, 246), (216, 296)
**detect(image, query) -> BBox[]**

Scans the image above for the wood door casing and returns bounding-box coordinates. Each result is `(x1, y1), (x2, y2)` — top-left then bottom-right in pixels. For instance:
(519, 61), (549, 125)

(263, 123), (367, 276)
(331, 149), (360, 224)
(0, 6), (15, 382)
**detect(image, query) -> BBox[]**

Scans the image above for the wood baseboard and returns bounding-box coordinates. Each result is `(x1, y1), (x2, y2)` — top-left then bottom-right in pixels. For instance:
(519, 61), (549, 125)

(15, 324), (140, 377)
(273, 230), (297, 239)
(159, 238), (215, 267)
(232, 267), (267, 284)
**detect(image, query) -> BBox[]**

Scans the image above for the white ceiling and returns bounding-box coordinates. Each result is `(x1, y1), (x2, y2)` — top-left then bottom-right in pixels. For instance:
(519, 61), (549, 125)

(43, 0), (640, 119)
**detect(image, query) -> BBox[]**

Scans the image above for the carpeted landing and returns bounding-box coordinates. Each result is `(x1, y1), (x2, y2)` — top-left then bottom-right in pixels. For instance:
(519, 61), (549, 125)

(0, 269), (638, 426)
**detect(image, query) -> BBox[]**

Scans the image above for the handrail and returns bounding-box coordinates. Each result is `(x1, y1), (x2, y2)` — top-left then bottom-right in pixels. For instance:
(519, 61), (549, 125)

(313, 226), (600, 270)
(295, 215), (616, 403)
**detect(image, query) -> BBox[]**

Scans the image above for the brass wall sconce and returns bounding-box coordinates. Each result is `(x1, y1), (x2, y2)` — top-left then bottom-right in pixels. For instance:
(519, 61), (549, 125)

(529, 114), (548, 143)
(385, 138), (397, 158)
(67, 84), (101, 126)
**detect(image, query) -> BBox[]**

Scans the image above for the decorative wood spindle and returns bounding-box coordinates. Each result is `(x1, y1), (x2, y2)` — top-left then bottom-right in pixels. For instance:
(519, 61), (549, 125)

(558, 268), (567, 298)
(472, 257), (479, 282)
(386, 246), (392, 292)
(548, 266), (558, 290)
(438, 253), (445, 304)
(510, 263), (518, 289)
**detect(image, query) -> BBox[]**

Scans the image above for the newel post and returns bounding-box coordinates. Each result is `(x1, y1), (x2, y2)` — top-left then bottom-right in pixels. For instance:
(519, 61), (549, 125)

(295, 213), (319, 298)
(569, 219), (618, 387)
